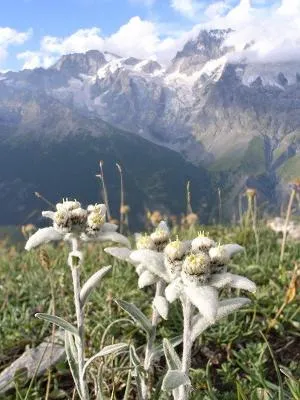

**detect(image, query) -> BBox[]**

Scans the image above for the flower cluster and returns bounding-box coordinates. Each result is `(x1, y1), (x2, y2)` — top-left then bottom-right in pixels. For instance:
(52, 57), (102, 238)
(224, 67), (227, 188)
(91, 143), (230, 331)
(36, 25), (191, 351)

(107, 229), (256, 324)
(25, 199), (130, 251)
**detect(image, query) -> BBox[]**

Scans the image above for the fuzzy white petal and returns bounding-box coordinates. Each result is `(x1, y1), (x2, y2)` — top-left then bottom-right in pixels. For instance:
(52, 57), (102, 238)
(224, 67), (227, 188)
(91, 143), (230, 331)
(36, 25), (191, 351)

(97, 232), (131, 248)
(227, 273), (257, 293)
(138, 270), (158, 288)
(191, 297), (250, 342)
(130, 250), (170, 282)
(153, 296), (169, 320)
(185, 286), (218, 323)
(165, 278), (184, 303)
(222, 244), (245, 258)
(136, 264), (147, 276)
(104, 247), (131, 262)
(216, 298), (251, 318)
(209, 273), (234, 288)
(42, 211), (55, 220)
(25, 227), (63, 251)
(101, 223), (118, 232)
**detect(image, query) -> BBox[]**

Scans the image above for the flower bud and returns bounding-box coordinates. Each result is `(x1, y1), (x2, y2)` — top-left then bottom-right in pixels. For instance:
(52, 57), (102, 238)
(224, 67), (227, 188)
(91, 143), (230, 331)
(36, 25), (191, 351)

(182, 253), (210, 276)
(209, 245), (230, 273)
(164, 239), (188, 261)
(191, 235), (216, 253)
(136, 235), (156, 250)
(56, 200), (81, 212)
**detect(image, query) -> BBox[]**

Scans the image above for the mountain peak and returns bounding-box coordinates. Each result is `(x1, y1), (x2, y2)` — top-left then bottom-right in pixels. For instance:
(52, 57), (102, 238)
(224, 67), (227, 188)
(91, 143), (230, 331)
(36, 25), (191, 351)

(169, 28), (234, 75)
(51, 50), (107, 76)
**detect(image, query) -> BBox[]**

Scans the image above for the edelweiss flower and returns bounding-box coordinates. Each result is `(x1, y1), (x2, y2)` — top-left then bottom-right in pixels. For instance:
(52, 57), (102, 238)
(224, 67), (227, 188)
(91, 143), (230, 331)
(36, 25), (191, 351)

(126, 233), (256, 323)
(25, 200), (130, 251)
(164, 236), (256, 323)
(105, 221), (171, 319)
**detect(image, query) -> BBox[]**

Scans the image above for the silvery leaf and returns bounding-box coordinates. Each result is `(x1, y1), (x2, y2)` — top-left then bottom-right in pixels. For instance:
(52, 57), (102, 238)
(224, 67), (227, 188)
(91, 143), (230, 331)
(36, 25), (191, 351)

(150, 336), (182, 365)
(129, 345), (141, 368)
(97, 231), (131, 248)
(115, 300), (152, 336)
(25, 227), (63, 250)
(162, 370), (190, 391)
(191, 298), (251, 342)
(129, 250), (170, 282)
(209, 273), (234, 288)
(153, 296), (169, 320)
(163, 338), (181, 370)
(184, 286), (218, 323)
(80, 265), (112, 305)
(83, 343), (128, 375)
(35, 313), (79, 337)
(222, 244), (245, 258)
(42, 211), (55, 220)
(101, 223), (118, 232)
(138, 270), (158, 288)
(104, 247), (131, 262)
(65, 332), (83, 399)
(227, 273), (257, 293)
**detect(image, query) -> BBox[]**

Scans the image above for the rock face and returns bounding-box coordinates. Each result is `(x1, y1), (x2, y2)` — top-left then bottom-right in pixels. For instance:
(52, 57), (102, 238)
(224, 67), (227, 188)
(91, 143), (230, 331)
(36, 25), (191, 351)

(1, 28), (300, 222)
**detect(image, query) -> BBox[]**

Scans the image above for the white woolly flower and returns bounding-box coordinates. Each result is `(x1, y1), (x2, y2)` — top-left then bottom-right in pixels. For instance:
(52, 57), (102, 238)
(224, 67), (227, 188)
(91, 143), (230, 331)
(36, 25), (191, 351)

(25, 200), (130, 251)
(136, 234), (156, 250)
(150, 221), (170, 251)
(56, 200), (81, 212)
(209, 245), (230, 266)
(191, 235), (216, 253)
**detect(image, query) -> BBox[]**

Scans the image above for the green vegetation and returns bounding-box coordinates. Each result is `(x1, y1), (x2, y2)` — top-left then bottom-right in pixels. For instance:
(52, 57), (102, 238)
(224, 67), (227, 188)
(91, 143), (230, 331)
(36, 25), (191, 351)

(0, 224), (299, 399)
(278, 154), (300, 182)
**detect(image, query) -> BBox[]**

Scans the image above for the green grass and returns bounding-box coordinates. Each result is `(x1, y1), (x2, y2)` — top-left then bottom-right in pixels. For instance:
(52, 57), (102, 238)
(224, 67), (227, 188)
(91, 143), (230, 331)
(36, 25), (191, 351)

(0, 225), (299, 399)
(278, 154), (300, 182)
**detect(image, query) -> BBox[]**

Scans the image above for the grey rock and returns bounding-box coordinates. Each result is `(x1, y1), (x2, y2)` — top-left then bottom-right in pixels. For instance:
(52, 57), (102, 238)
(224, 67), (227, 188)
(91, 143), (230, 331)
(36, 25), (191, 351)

(0, 332), (65, 394)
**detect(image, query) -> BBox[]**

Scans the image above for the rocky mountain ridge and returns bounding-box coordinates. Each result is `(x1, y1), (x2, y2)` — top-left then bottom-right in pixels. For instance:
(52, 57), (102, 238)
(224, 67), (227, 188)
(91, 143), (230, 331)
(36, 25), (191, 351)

(1, 28), (300, 223)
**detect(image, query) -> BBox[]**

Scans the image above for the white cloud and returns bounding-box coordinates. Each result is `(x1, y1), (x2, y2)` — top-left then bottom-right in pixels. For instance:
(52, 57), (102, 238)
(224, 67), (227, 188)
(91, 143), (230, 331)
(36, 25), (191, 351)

(204, 1), (231, 19)
(13, 0), (300, 70)
(0, 27), (32, 66)
(202, 0), (300, 63)
(17, 17), (184, 68)
(170, 0), (204, 19)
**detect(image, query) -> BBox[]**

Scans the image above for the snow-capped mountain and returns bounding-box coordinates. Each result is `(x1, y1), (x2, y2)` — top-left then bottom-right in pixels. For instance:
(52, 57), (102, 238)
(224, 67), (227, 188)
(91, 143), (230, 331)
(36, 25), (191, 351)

(1, 28), (300, 223)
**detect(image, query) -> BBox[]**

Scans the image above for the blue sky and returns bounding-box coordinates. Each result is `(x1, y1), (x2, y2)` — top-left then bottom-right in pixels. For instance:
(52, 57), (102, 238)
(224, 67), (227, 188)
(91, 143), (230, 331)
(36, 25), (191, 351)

(0, 0), (293, 71)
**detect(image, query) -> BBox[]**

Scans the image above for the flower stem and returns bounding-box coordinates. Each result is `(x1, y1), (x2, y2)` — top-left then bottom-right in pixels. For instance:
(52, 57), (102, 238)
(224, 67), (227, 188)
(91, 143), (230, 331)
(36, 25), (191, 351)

(178, 295), (192, 400)
(143, 280), (165, 399)
(70, 239), (89, 400)
(280, 188), (296, 268)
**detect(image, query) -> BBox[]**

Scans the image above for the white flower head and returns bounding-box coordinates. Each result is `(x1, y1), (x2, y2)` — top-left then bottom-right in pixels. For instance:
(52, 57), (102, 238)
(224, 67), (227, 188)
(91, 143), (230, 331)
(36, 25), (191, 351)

(181, 252), (211, 286)
(25, 199), (130, 251)
(209, 245), (230, 273)
(56, 199), (81, 212)
(191, 232), (216, 254)
(136, 234), (156, 250)
(164, 239), (188, 261)
(150, 221), (170, 251)
(87, 204), (106, 233)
